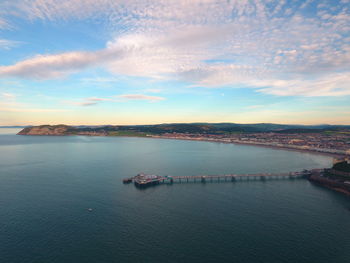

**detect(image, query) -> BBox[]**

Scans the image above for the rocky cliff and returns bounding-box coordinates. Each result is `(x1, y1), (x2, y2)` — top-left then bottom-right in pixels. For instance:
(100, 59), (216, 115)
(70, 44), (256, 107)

(17, 125), (76, 135)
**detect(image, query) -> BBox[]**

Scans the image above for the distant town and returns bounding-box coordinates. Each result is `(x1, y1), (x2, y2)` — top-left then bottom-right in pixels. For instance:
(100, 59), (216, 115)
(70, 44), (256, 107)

(155, 131), (350, 156)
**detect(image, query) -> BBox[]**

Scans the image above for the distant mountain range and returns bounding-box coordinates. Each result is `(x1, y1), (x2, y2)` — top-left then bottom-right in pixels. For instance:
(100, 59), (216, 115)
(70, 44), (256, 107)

(16, 123), (350, 136)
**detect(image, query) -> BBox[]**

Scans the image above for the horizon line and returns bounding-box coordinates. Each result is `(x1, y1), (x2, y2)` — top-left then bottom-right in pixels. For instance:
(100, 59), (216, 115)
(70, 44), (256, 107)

(3, 122), (350, 127)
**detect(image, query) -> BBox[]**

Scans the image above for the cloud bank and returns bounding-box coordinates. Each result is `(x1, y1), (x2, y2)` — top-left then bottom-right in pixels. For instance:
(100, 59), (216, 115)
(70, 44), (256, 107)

(0, 0), (349, 97)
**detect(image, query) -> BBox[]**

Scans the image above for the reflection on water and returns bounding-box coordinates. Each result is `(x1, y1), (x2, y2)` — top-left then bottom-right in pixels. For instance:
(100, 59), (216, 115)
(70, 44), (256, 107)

(0, 128), (22, 134)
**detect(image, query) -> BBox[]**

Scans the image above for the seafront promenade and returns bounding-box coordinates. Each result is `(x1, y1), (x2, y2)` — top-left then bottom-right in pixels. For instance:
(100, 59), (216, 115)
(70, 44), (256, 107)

(151, 134), (350, 157)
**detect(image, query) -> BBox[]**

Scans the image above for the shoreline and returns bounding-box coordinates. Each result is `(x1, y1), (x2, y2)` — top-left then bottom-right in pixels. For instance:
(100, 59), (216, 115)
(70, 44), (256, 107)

(309, 180), (350, 197)
(148, 135), (346, 159)
(308, 174), (350, 197)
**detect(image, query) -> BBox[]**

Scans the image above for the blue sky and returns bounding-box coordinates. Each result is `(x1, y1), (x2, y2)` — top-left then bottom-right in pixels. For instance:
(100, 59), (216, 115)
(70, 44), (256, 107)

(0, 0), (349, 125)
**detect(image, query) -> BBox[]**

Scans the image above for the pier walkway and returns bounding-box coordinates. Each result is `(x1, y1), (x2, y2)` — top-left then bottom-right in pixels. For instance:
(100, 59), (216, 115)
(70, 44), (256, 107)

(123, 171), (311, 187)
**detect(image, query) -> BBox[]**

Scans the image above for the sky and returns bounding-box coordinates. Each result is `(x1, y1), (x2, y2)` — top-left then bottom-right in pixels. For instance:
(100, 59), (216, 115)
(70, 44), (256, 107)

(0, 0), (349, 126)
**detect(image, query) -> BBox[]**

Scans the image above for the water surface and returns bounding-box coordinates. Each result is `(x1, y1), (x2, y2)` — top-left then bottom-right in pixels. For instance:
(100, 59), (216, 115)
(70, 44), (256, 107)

(0, 130), (349, 263)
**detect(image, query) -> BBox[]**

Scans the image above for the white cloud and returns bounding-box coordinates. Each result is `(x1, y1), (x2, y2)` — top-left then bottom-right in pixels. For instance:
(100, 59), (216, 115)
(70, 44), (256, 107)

(80, 77), (120, 83)
(0, 39), (21, 50)
(0, 92), (66, 112)
(0, 52), (95, 79)
(145, 88), (162, 93)
(66, 94), (165, 106)
(64, 97), (113, 106)
(0, 17), (9, 29)
(0, 48), (123, 79)
(300, 0), (314, 9)
(246, 105), (264, 109)
(6, 0), (245, 28)
(0, 107), (68, 112)
(2, 92), (16, 99)
(117, 94), (165, 102)
(73, 101), (99, 106)
(0, 25), (230, 80)
(252, 73), (350, 97)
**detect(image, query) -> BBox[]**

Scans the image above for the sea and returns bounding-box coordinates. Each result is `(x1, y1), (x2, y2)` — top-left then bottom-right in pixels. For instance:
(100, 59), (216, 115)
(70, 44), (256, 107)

(0, 128), (349, 263)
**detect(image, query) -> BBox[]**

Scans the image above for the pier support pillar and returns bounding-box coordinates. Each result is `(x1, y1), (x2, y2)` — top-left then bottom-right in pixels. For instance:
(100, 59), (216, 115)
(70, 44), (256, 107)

(201, 176), (206, 183)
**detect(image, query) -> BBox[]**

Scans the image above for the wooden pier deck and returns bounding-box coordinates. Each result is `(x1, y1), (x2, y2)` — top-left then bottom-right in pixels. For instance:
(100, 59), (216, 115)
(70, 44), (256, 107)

(123, 171), (311, 187)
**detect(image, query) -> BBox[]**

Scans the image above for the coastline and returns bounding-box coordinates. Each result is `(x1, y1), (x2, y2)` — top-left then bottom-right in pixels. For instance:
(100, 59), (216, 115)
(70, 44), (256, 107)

(148, 135), (346, 159)
(15, 124), (350, 160)
(16, 132), (346, 159)
(308, 174), (350, 196)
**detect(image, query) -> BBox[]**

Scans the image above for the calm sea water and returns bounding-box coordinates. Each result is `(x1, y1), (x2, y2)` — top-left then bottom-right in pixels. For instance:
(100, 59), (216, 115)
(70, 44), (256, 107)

(0, 129), (349, 263)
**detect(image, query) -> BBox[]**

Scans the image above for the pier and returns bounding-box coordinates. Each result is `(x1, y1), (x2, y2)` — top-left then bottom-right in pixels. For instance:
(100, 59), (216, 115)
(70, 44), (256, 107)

(123, 171), (311, 188)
